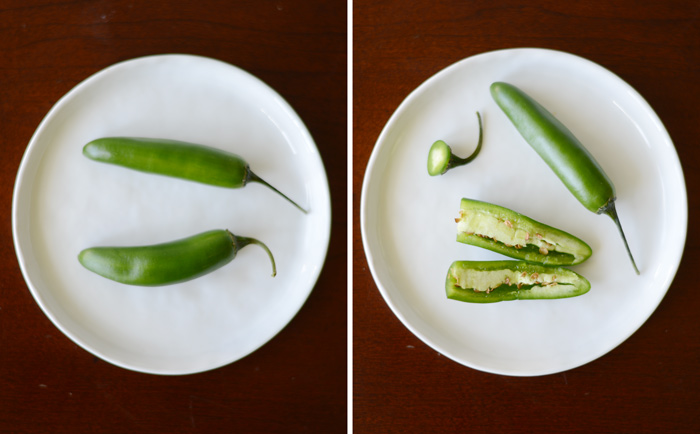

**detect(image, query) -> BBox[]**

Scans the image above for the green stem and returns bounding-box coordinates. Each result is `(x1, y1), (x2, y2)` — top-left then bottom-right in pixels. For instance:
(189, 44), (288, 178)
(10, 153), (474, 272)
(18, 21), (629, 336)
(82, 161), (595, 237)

(601, 200), (640, 275)
(247, 169), (308, 214)
(449, 111), (483, 168)
(233, 234), (277, 277)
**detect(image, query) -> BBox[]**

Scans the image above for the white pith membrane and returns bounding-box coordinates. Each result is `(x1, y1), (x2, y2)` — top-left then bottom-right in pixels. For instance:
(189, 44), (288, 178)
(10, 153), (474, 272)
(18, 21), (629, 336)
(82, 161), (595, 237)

(428, 141), (450, 174)
(450, 266), (577, 294)
(456, 208), (576, 257)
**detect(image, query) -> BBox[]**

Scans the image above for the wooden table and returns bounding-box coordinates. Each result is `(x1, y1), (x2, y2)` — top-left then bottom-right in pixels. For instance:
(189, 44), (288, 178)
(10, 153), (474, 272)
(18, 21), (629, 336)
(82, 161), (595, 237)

(0, 1), (346, 433)
(353, 1), (699, 432)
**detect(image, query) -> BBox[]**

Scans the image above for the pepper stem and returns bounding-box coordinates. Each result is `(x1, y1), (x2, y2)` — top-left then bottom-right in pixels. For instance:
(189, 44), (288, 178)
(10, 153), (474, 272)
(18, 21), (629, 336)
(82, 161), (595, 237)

(232, 234), (277, 277)
(247, 169), (308, 214)
(601, 201), (640, 275)
(427, 111), (483, 176)
(450, 111), (483, 167)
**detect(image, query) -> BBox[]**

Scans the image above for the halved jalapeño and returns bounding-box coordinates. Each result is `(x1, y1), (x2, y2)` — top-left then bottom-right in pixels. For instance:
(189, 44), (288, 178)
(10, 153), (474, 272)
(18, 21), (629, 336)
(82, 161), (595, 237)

(446, 260), (591, 303)
(456, 198), (592, 266)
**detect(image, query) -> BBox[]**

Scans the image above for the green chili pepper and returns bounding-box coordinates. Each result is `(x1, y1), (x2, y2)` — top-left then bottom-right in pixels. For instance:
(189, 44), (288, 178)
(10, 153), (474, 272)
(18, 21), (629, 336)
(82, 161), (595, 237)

(78, 229), (276, 286)
(83, 137), (307, 213)
(427, 112), (483, 176)
(456, 198), (592, 266)
(490, 82), (639, 274)
(445, 260), (591, 303)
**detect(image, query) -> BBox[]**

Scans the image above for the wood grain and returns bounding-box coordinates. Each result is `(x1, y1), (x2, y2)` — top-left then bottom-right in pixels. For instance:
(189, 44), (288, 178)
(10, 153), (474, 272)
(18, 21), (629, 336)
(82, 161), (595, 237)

(0, 1), (346, 433)
(353, 1), (700, 433)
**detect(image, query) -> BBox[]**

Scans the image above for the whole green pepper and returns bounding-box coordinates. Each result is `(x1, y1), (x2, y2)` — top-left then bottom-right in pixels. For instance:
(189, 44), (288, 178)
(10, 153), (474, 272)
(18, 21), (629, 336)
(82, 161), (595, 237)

(456, 198), (592, 266)
(490, 82), (638, 274)
(78, 229), (276, 286)
(83, 137), (307, 213)
(427, 112), (483, 176)
(445, 260), (591, 303)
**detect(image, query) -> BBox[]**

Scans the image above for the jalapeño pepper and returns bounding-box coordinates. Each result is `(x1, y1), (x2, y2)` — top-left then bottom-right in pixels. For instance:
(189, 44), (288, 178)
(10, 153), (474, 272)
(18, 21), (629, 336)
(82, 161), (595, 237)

(83, 137), (307, 213)
(456, 198), (592, 266)
(446, 260), (590, 303)
(78, 229), (276, 286)
(490, 81), (638, 274)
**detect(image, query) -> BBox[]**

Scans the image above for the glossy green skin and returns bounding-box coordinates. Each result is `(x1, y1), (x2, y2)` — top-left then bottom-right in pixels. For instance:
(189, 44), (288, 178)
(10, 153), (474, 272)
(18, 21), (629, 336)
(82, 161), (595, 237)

(457, 198), (592, 266)
(78, 230), (238, 286)
(490, 82), (614, 213)
(445, 260), (591, 303)
(83, 137), (249, 188)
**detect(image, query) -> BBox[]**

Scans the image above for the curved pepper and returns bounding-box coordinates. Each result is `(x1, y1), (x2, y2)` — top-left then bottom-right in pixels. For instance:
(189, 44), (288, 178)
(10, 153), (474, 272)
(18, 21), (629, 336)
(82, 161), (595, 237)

(78, 229), (276, 286)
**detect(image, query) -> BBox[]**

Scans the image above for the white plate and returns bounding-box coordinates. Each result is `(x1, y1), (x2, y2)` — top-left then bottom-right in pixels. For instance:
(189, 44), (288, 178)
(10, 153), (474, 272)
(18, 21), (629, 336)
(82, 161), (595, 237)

(13, 54), (331, 375)
(361, 48), (686, 376)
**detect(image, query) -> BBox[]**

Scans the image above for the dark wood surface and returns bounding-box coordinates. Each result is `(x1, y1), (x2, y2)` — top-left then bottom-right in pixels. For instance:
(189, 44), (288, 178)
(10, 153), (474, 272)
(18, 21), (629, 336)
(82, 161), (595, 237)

(354, 1), (699, 433)
(0, 1), (346, 433)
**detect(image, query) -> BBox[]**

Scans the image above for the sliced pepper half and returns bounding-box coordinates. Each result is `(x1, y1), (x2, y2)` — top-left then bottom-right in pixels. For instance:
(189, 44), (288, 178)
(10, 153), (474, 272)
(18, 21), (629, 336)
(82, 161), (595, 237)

(445, 260), (591, 303)
(456, 198), (592, 266)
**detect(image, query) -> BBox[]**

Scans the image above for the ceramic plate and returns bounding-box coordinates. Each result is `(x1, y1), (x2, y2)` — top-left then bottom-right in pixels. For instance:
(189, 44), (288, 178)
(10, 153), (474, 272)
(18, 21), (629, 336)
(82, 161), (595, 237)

(13, 54), (331, 375)
(361, 48), (686, 376)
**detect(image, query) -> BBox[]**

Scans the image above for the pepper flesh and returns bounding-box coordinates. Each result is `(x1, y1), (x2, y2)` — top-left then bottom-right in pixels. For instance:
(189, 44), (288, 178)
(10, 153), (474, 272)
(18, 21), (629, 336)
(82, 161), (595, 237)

(445, 260), (591, 303)
(490, 82), (638, 274)
(456, 198), (592, 266)
(78, 229), (276, 286)
(83, 137), (307, 213)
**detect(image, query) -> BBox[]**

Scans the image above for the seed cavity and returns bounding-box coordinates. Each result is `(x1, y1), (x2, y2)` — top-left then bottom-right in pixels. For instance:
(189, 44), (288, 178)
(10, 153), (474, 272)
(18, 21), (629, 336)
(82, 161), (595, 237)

(457, 211), (562, 257)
